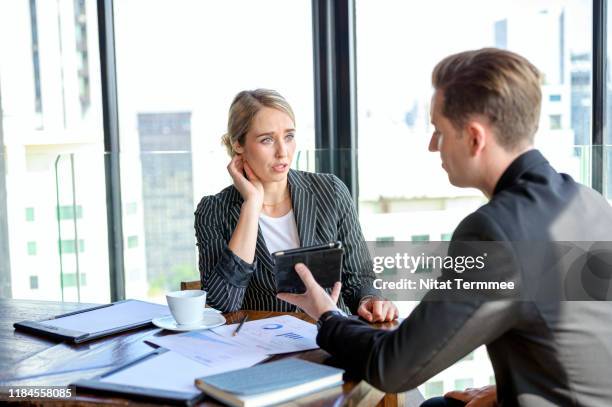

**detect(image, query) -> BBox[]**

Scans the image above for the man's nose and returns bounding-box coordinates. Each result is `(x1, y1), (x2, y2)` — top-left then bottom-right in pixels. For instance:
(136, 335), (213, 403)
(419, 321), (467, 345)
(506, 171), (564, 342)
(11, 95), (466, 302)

(428, 132), (439, 152)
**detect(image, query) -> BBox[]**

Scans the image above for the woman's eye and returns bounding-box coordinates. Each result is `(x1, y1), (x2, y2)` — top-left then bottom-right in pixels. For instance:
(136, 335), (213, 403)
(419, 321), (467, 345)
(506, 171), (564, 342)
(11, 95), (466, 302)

(285, 133), (295, 140)
(261, 137), (273, 144)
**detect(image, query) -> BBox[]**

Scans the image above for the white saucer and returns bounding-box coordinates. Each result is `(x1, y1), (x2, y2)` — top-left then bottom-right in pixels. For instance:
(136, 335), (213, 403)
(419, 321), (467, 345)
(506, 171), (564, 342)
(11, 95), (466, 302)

(152, 312), (226, 332)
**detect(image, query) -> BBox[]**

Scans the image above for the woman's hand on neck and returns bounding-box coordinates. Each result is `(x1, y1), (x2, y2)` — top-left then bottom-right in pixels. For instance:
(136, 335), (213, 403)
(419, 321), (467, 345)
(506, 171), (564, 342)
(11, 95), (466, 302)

(228, 156), (265, 210)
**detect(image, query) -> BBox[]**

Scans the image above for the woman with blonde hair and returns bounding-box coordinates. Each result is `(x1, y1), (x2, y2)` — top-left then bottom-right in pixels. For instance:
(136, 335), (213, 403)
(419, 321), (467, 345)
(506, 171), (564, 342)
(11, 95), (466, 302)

(194, 89), (397, 321)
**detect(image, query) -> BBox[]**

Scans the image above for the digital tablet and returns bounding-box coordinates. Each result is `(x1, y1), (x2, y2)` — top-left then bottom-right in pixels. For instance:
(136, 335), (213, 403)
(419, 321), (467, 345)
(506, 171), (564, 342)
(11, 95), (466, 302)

(273, 241), (344, 294)
(13, 299), (170, 343)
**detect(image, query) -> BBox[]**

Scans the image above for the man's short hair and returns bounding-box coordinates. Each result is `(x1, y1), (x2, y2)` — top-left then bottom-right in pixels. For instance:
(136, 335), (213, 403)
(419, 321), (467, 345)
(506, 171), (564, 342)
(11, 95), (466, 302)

(432, 48), (542, 150)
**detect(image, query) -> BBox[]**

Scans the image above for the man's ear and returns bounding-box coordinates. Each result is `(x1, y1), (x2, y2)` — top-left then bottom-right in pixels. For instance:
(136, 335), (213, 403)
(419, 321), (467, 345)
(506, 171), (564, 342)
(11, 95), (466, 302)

(466, 121), (487, 156)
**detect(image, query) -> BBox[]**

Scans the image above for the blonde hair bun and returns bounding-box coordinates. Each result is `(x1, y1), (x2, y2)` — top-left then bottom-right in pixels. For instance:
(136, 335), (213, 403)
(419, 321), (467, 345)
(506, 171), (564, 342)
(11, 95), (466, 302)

(223, 89), (295, 157)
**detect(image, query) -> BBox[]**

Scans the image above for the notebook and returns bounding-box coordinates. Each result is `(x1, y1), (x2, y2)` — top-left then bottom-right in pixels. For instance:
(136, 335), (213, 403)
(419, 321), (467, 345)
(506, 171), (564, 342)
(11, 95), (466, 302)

(195, 358), (344, 407)
(74, 348), (205, 406)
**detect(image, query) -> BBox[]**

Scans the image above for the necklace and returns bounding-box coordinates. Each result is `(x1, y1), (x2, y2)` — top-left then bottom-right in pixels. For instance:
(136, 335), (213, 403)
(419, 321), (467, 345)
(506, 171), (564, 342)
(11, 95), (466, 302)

(262, 194), (290, 206)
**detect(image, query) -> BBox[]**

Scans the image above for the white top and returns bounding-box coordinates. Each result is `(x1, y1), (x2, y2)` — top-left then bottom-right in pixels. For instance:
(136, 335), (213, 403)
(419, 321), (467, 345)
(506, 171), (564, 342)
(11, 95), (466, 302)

(259, 209), (300, 255)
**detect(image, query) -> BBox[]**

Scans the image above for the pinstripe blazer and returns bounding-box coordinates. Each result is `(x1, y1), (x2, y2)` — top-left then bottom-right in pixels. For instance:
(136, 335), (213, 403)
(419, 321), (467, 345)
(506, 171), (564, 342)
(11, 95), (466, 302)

(194, 169), (379, 314)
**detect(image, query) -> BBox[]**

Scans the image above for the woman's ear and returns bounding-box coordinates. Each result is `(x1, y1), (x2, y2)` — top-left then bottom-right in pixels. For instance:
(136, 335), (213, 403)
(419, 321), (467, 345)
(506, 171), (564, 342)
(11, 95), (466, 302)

(233, 142), (244, 154)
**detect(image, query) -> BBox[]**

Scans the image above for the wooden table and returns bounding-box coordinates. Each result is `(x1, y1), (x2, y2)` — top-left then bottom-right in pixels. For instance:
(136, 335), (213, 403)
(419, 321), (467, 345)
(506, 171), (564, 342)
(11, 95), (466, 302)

(0, 299), (407, 406)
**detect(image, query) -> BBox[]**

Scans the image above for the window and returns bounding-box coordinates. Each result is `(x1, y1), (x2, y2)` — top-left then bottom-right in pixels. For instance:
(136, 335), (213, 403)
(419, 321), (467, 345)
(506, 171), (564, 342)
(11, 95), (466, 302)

(59, 239), (85, 254)
(550, 114), (562, 130)
(73, 0), (90, 115)
(411, 234), (430, 242)
(461, 352), (475, 361)
(454, 378), (474, 390)
(127, 235), (139, 249)
(0, 0), (109, 303)
(28, 0), (43, 123)
(57, 205), (83, 220)
(27, 241), (37, 256)
(424, 381), (444, 399)
(114, 0), (315, 301)
(62, 272), (87, 287)
(29, 275), (38, 290)
(356, 0), (591, 398)
(441, 233), (452, 241)
(606, 3), (612, 200)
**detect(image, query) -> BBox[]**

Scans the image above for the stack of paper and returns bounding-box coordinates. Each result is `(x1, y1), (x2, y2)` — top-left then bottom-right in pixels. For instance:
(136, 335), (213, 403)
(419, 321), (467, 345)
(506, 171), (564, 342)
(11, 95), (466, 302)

(77, 315), (321, 403)
(146, 330), (269, 369)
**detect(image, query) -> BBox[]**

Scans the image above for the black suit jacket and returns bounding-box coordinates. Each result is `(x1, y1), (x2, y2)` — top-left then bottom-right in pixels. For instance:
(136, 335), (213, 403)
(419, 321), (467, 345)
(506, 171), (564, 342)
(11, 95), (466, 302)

(317, 150), (612, 406)
(194, 169), (379, 314)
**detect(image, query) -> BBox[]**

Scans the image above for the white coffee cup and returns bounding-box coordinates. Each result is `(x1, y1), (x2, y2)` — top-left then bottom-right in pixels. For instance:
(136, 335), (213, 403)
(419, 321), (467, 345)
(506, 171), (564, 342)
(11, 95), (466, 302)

(166, 290), (207, 326)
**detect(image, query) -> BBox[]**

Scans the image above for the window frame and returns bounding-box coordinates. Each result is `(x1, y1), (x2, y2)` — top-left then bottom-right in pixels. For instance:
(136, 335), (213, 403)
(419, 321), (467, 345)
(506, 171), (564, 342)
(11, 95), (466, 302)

(95, 0), (608, 300)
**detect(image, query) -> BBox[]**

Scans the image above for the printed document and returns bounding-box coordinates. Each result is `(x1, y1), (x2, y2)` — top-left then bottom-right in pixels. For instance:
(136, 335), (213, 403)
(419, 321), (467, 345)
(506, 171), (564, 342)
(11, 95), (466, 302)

(146, 330), (268, 369)
(210, 315), (318, 354)
(100, 350), (208, 394)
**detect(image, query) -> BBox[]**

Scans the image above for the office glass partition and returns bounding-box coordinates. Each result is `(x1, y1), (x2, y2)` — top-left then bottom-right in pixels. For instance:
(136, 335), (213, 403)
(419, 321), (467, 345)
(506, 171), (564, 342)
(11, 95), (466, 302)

(0, 0), (107, 301)
(113, 0), (315, 302)
(54, 151), (111, 303)
(0, 149), (110, 303)
(119, 145), (319, 304)
(356, 0), (592, 398)
(119, 150), (200, 302)
(116, 146), (314, 303)
(606, 3), (612, 200)
(607, 145), (612, 200)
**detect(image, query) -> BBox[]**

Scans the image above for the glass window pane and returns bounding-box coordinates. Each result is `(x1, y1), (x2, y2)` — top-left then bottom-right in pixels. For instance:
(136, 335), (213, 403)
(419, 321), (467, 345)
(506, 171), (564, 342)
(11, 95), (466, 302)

(606, 1), (612, 199)
(27, 241), (37, 256)
(454, 378), (474, 390)
(424, 381), (444, 399)
(25, 207), (35, 222)
(127, 235), (139, 249)
(114, 0), (315, 301)
(57, 205), (83, 220)
(59, 239), (85, 254)
(461, 352), (475, 361)
(29, 275), (39, 290)
(62, 272), (87, 288)
(0, 0), (109, 302)
(357, 0), (591, 397)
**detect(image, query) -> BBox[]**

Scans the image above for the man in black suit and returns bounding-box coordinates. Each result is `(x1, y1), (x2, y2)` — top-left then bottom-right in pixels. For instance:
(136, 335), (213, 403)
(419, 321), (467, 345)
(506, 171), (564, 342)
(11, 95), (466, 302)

(278, 48), (612, 406)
